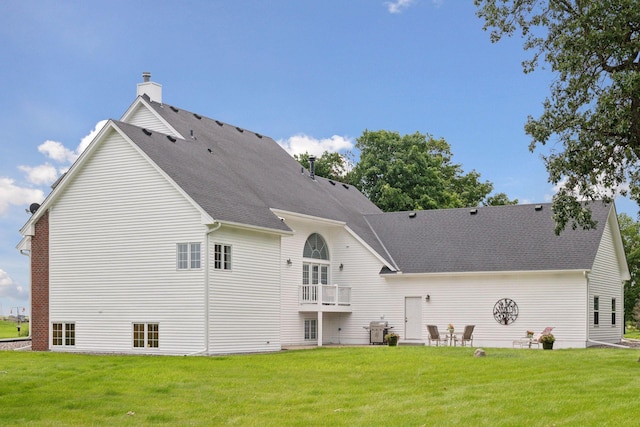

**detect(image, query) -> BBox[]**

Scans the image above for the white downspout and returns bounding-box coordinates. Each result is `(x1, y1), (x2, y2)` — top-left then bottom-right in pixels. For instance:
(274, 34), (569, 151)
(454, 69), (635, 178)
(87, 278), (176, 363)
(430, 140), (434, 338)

(188, 222), (221, 356)
(584, 271), (590, 348)
(19, 248), (32, 340)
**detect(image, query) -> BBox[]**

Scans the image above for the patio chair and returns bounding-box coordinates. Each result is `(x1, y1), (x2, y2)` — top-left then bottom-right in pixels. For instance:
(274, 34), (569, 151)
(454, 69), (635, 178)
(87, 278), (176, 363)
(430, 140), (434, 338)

(455, 325), (475, 347)
(426, 325), (448, 346)
(532, 327), (554, 343)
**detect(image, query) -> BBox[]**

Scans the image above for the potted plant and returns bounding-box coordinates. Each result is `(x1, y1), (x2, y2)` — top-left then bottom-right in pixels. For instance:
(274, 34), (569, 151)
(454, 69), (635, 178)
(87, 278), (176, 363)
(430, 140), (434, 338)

(385, 332), (399, 347)
(540, 333), (555, 350)
(526, 330), (534, 338)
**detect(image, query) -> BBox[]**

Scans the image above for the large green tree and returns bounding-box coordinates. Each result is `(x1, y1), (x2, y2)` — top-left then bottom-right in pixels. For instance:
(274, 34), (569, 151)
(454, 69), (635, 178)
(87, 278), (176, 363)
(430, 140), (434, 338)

(619, 213), (640, 324)
(476, 0), (640, 233)
(347, 130), (515, 212)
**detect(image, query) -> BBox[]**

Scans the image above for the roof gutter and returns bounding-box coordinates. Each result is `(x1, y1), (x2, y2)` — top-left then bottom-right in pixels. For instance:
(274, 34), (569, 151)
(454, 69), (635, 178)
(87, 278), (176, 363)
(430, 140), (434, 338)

(381, 269), (591, 279)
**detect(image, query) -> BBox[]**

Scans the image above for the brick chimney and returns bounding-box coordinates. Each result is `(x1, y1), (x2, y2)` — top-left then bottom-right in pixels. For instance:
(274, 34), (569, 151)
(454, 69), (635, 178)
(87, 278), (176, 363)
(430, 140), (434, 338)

(136, 71), (162, 103)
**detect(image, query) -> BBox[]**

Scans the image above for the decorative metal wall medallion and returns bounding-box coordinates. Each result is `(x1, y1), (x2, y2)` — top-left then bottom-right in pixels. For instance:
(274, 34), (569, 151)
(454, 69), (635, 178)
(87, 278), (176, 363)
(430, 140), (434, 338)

(493, 298), (519, 325)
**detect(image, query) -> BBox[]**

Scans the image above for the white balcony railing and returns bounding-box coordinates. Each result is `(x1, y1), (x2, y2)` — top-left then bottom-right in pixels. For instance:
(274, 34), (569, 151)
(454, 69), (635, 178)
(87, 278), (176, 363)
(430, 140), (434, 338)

(299, 284), (351, 306)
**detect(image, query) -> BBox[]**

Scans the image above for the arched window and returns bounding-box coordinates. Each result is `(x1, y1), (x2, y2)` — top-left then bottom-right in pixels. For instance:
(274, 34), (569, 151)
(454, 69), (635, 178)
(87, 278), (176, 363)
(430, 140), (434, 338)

(301, 233), (330, 303)
(303, 233), (329, 260)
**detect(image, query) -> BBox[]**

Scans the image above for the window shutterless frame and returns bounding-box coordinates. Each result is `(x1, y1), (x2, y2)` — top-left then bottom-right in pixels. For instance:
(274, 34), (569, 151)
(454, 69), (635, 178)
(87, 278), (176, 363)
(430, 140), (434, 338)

(177, 242), (202, 270)
(214, 243), (232, 270)
(52, 322), (75, 346)
(133, 323), (159, 348)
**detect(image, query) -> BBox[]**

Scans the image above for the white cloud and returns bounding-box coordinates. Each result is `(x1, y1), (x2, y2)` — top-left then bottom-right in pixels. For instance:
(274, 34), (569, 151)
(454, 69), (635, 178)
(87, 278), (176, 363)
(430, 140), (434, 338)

(18, 163), (59, 186)
(0, 269), (29, 300)
(36, 120), (107, 165)
(16, 120), (108, 189)
(37, 140), (77, 163)
(0, 177), (45, 215)
(277, 134), (355, 157)
(385, 0), (417, 14)
(77, 120), (108, 155)
(547, 176), (631, 202)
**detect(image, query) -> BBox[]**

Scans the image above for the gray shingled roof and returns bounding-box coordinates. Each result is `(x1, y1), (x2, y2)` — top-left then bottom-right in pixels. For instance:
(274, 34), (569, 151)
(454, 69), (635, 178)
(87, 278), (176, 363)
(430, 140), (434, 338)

(113, 100), (389, 261)
(364, 202), (612, 274)
(113, 98), (612, 276)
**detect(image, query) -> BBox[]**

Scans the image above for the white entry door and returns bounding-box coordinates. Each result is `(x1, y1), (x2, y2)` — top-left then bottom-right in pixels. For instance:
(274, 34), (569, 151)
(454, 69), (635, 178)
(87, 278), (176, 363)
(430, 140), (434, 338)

(405, 297), (422, 340)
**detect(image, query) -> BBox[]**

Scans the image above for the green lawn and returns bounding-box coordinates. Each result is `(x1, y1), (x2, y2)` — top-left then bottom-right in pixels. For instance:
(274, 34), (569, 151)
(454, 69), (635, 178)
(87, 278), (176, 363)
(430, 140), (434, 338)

(624, 323), (640, 340)
(1, 346), (640, 426)
(0, 319), (29, 338)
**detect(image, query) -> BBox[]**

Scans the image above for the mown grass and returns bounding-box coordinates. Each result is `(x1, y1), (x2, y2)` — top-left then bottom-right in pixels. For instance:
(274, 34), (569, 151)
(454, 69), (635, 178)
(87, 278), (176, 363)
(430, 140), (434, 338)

(0, 319), (29, 338)
(1, 346), (640, 426)
(624, 323), (640, 340)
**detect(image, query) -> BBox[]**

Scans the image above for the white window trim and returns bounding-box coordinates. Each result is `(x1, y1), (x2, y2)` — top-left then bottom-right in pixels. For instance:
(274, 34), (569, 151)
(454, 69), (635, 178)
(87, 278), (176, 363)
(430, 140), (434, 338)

(304, 318), (317, 341)
(52, 322), (76, 347)
(214, 243), (232, 271)
(132, 322), (160, 349)
(177, 242), (202, 270)
(611, 298), (617, 327)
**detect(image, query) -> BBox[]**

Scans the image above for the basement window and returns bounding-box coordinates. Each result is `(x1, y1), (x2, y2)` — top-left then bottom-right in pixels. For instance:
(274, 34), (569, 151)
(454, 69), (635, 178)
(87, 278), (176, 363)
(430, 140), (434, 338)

(133, 323), (159, 348)
(52, 322), (75, 346)
(177, 243), (201, 270)
(214, 244), (232, 270)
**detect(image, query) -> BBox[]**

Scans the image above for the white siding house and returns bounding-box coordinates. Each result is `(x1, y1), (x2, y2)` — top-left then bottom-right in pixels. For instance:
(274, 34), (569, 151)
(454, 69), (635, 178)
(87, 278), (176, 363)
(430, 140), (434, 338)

(19, 76), (630, 354)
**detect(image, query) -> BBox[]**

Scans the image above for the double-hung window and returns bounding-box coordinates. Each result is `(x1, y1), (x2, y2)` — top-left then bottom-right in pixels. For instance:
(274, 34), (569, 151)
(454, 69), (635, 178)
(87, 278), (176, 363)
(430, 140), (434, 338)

(214, 244), (232, 270)
(133, 323), (159, 348)
(594, 296), (600, 326)
(52, 322), (75, 346)
(177, 243), (201, 270)
(612, 298), (617, 326)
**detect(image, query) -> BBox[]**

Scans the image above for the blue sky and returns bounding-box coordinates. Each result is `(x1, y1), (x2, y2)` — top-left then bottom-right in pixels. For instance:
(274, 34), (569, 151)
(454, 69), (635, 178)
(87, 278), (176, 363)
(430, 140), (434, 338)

(0, 0), (637, 316)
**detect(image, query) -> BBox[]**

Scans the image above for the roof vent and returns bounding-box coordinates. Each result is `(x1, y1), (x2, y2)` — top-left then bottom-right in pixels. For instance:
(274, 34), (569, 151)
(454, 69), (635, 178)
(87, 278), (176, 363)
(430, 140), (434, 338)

(255, 133), (263, 139)
(329, 180), (336, 186)
(469, 209), (478, 215)
(236, 127), (244, 133)
(207, 148), (212, 153)
(215, 120), (223, 127)
(190, 129), (196, 139)
(142, 128), (152, 136)
(193, 113), (202, 120)
(535, 205), (543, 211)
(167, 135), (176, 143)
(408, 212), (416, 218)
(342, 184), (349, 190)
(170, 106), (179, 113)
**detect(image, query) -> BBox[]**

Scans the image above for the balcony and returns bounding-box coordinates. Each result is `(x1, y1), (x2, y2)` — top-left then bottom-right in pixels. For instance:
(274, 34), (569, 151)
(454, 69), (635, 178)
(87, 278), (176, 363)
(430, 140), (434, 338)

(299, 284), (352, 312)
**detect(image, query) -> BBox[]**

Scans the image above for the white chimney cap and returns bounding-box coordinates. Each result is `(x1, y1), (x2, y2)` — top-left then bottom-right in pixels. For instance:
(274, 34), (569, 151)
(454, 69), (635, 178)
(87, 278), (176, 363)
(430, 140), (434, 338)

(137, 72), (162, 103)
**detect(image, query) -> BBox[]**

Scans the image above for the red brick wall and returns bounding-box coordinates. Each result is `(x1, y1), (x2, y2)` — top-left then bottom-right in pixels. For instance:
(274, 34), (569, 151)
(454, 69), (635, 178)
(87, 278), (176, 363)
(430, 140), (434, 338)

(30, 211), (49, 351)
